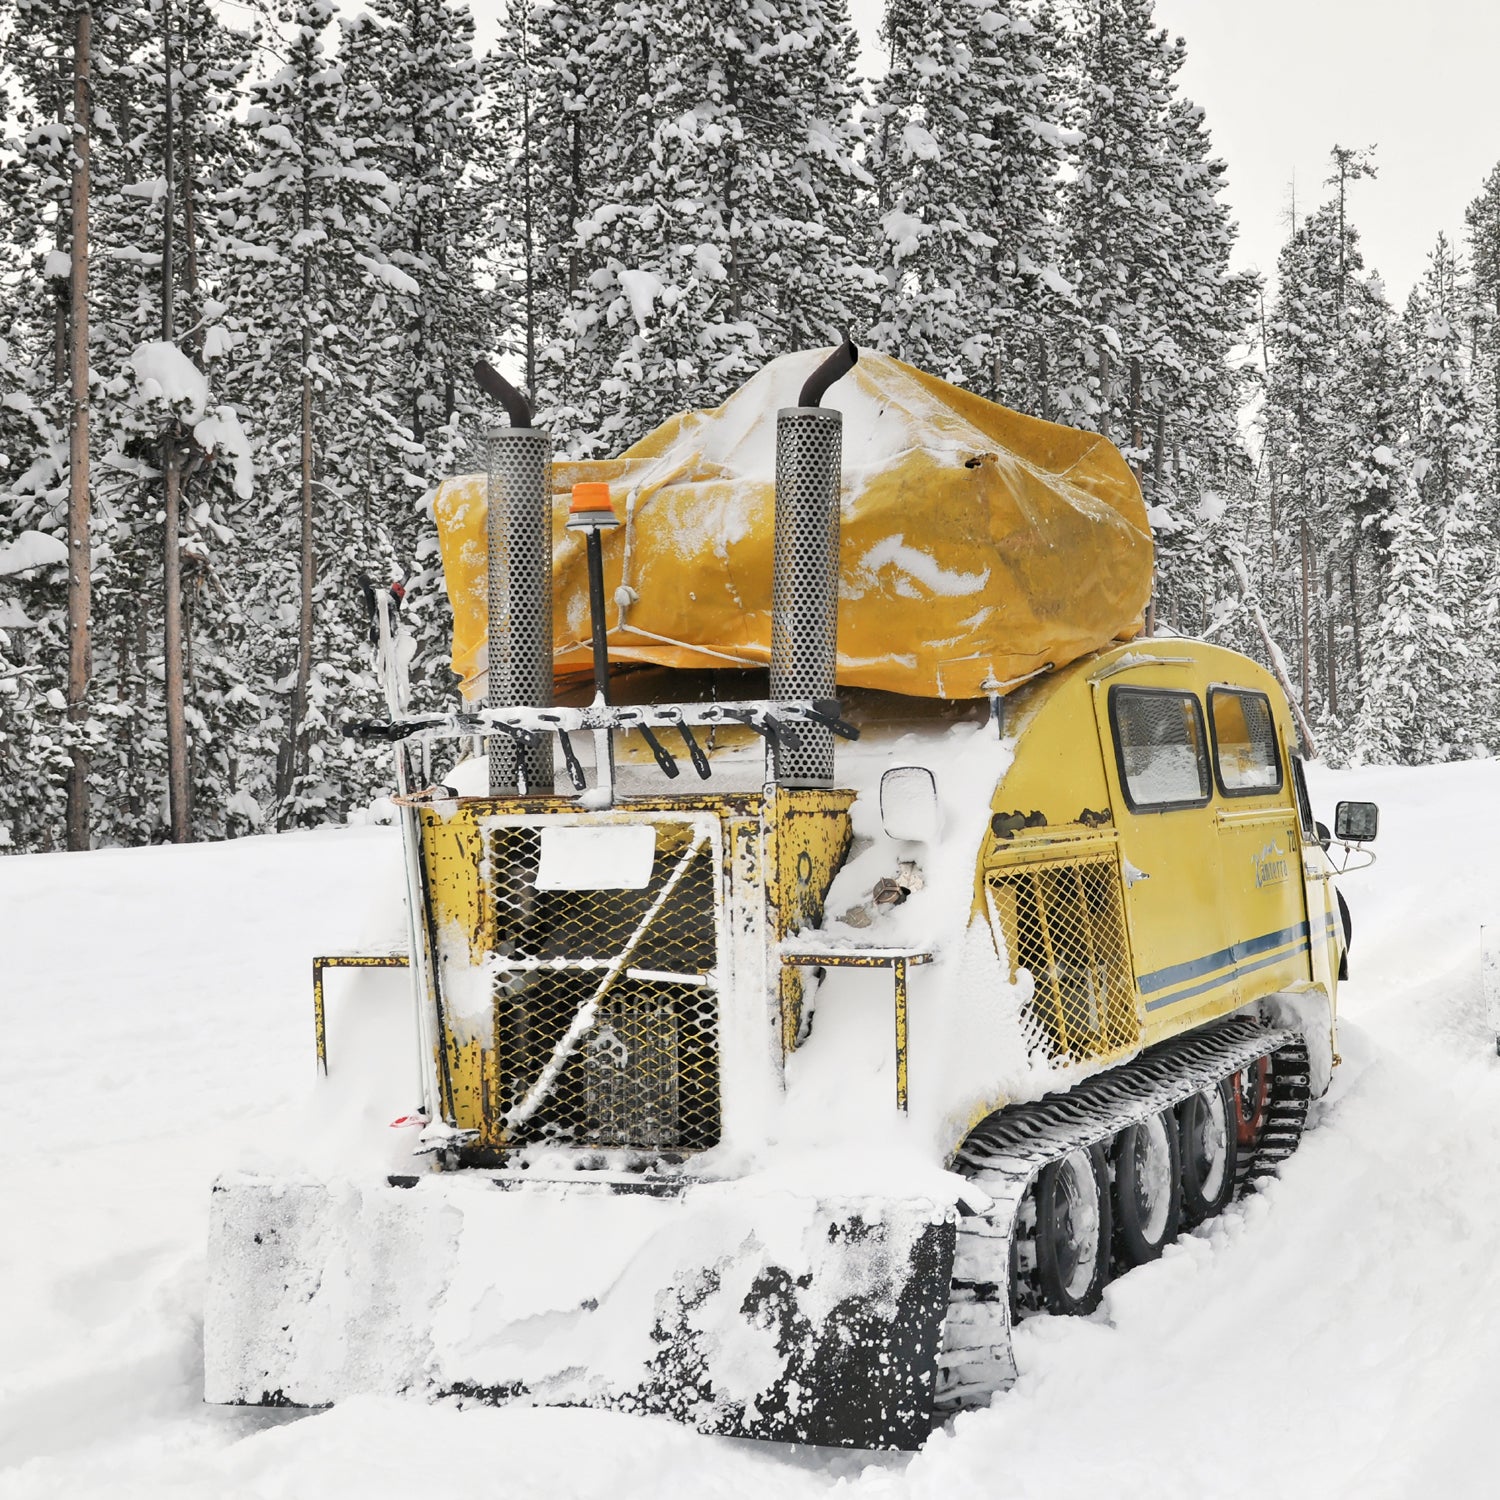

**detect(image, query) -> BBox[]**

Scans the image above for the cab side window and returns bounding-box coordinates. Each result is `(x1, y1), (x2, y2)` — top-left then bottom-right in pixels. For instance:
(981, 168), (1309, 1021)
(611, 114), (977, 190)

(1109, 687), (1212, 811)
(1290, 755), (1319, 841)
(1208, 687), (1283, 796)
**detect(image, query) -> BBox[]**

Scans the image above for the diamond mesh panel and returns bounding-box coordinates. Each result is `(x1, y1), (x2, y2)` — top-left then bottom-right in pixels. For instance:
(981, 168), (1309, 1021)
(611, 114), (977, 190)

(488, 819), (721, 1149)
(487, 427), (554, 794)
(986, 853), (1139, 1064)
(770, 408), (841, 787)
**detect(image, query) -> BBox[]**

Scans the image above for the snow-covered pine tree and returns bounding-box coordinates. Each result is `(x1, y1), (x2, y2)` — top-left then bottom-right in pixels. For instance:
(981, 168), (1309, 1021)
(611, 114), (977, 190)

(1465, 162), (1500, 511)
(1055, 0), (1181, 449)
(347, 0), (486, 449)
(1257, 189), (1367, 732)
(1140, 86), (1257, 639)
(1051, 0), (1254, 641)
(871, 0), (1067, 408)
(0, 0), (80, 849)
(1398, 233), (1489, 754)
(226, 0), (406, 827)
(37, 0), (264, 848)
(1349, 495), (1460, 765)
(328, 2), (474, 732)
(541, 0), (872, 455)
(1326, 269), (1403, 730)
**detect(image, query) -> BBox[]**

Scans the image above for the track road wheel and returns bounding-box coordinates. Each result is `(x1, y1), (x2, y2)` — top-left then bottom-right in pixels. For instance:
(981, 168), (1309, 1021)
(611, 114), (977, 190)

(1031, 1146), (1112, 1315)
(1234, 1056), (1271, 1150)
(1178, 1079), (1237, 1227)
(1112, 1110), (1182, 1267)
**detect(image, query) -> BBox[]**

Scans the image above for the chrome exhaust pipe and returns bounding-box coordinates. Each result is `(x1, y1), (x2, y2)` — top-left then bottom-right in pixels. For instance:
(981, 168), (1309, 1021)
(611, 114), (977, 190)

(769, 336), (858, 788)
(476, 360), (553, 795)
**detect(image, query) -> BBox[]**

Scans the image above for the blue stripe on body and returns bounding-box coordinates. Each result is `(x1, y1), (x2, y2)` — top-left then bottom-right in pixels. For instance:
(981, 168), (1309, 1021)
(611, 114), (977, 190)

(1142, 937), (1310, 1012)
(1137, 920), (1310, 996)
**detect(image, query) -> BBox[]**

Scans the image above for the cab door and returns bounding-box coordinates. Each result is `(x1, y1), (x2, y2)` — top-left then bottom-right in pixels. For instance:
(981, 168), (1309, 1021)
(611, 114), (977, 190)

(1290, 751), (1342, 998)
(1092, 673), (1230, 1042)
(1204, 686), (1312, 1006)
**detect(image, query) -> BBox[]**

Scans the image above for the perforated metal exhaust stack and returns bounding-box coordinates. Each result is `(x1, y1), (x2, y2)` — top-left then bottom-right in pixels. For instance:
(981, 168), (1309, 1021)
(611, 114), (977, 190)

(769, 338), (857, 788)
(485, 422), (554, 795)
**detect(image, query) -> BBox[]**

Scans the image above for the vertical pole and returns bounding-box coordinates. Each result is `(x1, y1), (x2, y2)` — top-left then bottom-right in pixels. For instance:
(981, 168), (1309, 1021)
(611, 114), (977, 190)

(164, 439), (189, 840)
(584, 526), (615, 802)
(313, 959), (327, 1076)
(160, 0), (189, 842)
(1299, 519), (1311, 716)
(893, 957), (909, 1114)
(1325, 560), (1338, 720)
(66, 1), (92, 852)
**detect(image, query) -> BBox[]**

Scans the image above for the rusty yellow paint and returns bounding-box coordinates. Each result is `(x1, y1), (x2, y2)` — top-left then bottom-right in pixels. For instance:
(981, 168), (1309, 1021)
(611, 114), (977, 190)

(446, 1036), (488, 1135)
(312, 953), (410, 1075)
(766, 787), (855, 1053)
(418, 804), (493, 963)
(415, 789), (771, 1157)
(779, 947), (931, 1110)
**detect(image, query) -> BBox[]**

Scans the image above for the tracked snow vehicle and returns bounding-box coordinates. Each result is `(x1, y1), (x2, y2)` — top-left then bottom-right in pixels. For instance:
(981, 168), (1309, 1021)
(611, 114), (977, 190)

(205, 342), (1376, 1447)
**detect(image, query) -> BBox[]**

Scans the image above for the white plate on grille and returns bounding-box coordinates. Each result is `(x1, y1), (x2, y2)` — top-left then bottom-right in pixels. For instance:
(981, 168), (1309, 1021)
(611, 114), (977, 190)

(536, 824), (658, 890)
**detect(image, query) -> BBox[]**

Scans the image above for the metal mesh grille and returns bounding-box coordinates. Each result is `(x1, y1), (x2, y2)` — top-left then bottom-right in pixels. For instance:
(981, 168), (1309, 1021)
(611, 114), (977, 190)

(770, 407), (841, 787)
(985, 853), (1139, 1064)
(487, 427), (554, 794)
(488, 819), (721, 1149)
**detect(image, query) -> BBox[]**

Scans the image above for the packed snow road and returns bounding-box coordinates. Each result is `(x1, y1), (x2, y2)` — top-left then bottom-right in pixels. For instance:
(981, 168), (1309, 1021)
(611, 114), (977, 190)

(3, 761), (1498, 1499)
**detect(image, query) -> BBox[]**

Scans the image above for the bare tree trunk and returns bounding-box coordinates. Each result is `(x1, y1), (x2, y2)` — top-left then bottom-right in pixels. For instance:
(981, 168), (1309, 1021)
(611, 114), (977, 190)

(1097, 343), (1111, 440)
(133, 596), (148, 821)
(1324, 560), (1338, 720)
(180, 17), (201, 364)
(1036, 334), (1051, 422)
(65, 1), (92, 853)
(1268, 465), (1278, 570)
(161, 0), (190, 844)
(1298, 518), (1311, 716)
(1152, 409), (1165, 495)
(279, 128), (317, 822)
(281, 356), (315, 823)
(1348, 540), (1364, 699)
(163, 439), (190, 841)
(1222, 546), (1319, 757)
(1128, 357), (1143, 479)
(52, 102), (70, 379)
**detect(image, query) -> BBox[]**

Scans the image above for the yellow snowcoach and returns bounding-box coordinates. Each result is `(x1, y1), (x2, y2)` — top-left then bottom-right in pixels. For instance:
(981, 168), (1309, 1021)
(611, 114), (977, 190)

(204, 342), (1376, 1448)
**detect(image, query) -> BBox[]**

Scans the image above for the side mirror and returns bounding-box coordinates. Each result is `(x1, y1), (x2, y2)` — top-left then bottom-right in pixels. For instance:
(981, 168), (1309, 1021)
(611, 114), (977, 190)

(1334, 800), (1379, 844)
(880, 766), (942, 844)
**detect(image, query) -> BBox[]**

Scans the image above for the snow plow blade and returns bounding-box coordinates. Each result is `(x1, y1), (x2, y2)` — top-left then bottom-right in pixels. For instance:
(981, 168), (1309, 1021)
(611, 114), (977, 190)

(204, 1174), (956, 1450)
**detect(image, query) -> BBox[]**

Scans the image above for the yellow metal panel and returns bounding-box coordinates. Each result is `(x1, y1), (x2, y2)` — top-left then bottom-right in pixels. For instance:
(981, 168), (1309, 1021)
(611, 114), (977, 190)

(418, 805), (493, 963)
(764, 788), (855, 1054)
(973, 640), (1319, 1068)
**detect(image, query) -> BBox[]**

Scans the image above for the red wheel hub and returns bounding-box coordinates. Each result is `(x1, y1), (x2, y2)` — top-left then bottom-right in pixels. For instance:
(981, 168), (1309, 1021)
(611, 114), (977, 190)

(1233, 1058), (1269, 1147)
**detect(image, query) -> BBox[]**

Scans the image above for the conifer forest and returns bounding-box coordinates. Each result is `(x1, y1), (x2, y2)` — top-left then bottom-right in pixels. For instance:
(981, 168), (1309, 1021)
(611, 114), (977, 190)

(2, 0), (1498, 854)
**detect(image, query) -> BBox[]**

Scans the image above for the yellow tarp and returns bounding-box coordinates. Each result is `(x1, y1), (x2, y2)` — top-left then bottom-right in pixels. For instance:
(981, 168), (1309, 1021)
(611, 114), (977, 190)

(434, 350), (1152, 701)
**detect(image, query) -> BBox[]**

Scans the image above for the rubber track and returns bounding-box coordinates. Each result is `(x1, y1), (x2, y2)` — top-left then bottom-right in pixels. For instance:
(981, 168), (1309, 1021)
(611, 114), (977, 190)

(935, 1015), (1311, 1415)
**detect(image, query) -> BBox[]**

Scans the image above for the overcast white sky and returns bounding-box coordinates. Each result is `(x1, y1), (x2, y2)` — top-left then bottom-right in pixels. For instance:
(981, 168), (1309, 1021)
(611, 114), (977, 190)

(846, 0), (1500, 305)
(431, 1), (1500, 303)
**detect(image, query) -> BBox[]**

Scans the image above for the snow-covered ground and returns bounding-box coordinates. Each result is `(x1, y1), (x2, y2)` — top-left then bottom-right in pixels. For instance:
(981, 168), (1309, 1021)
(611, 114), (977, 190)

(4, 760), (1499, 1498)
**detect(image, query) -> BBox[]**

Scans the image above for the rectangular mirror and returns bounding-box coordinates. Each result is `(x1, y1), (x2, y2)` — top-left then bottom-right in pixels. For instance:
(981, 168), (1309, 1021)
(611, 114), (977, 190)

(880, 765), (942, 844)
(1334, 800), (1379, 843)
